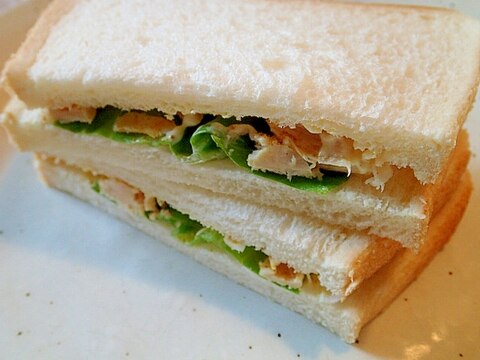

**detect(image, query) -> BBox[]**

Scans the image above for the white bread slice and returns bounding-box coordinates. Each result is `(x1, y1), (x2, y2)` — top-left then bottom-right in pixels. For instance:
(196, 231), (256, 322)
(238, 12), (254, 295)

(34, 156), (473, 343)
(2, 0), (480, 184)
(1, 99), (471, 249)
(37, 155), (402, 299)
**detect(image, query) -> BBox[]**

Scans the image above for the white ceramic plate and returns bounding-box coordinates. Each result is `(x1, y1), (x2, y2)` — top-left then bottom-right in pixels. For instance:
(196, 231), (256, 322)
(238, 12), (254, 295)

(1, 1), (479, 359)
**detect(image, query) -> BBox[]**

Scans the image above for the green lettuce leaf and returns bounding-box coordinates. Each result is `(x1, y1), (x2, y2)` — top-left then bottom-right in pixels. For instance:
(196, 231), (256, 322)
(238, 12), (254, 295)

(94, 183), (296, 293)
(186, 117), (348, 194)
(55, 107), (184, 152)
(154, 206), (267, 274)
(183, 117), (237, 163)
(56, 108), (348, 194)
(91, 181), (101, 193)
(191, 228), (267, 273)
(208, 124), (347, 194)
(169, 129), (194, 157)
(156, 207), (203, 242)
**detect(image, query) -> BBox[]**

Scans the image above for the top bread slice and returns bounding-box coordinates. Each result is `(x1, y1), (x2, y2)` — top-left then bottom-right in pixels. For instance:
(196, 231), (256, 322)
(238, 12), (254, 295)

(2, 0), (480, 184)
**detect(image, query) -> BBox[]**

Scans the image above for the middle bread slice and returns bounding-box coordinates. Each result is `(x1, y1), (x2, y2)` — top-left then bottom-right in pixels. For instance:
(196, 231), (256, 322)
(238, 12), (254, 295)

(36, 155), (399, 300)
(1, 98), (470, 298)
(2, 99), (471, 250)
(33, 139), (466, 301)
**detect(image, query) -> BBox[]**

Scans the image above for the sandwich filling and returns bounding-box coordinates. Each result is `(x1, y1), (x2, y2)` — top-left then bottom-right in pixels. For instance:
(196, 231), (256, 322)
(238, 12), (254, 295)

(91, 172), (333, 297)
(51, 106), (395, 191)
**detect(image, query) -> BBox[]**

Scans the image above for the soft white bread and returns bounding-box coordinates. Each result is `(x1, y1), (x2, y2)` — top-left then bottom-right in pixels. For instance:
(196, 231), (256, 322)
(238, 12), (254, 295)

(2, 0), (480, 184)
(35, 156), (473, 343)
(1, 99), (471, 249)
(37, 155), (402, 299)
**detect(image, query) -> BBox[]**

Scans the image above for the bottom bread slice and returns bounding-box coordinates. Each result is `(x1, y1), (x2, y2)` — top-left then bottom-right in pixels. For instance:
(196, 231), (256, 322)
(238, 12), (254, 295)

(35, 157), (472, 343)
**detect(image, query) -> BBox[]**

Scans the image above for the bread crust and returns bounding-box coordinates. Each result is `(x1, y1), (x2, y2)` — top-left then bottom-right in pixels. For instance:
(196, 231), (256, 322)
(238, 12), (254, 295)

(348, 172), (473, 340)
(425, 130), (471, 218)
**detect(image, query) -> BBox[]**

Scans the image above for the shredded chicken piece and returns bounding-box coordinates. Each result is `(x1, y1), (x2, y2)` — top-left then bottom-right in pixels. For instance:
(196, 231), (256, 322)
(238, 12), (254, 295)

(248, 140), (319, 179)
(316, 132), (360, 175)
(259, 258), (304, 289)
(144, 196), (160, 213)
(114, 111), (176, 138)
(269, 123), (322, 162)
(227, 123), (257, 138)
(264, 126), (395, 188)
(223, 235), (246, 252)
(98, 178), (145, 213)
(365, 165), (394, 191)
(301, 274), (322, 294)
(50, 105), (97, 124)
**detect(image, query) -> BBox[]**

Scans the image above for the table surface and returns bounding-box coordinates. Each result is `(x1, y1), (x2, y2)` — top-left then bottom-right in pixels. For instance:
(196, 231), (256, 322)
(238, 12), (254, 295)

(0, 1), (479, 359)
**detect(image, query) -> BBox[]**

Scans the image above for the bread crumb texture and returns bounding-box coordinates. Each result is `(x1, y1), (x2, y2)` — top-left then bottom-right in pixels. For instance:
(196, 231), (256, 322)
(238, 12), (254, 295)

(7, 0), (480, 182)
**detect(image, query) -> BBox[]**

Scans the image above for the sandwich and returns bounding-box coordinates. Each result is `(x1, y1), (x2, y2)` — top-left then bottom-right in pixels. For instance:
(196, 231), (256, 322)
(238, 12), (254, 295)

(1, 0), (479, 343)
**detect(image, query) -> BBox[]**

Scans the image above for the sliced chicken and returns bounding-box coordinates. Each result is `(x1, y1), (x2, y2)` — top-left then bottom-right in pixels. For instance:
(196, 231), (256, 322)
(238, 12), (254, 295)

(248, 141), (319, 179)
(98, 177), (145, 213)
(259, 258), (304, 289)
(114, 111), (176, 138)
(50, 105), (97, 124)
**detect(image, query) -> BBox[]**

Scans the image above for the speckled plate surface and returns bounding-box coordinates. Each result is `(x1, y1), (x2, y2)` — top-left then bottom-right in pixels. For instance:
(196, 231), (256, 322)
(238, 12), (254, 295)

(0, 1), (479, 359)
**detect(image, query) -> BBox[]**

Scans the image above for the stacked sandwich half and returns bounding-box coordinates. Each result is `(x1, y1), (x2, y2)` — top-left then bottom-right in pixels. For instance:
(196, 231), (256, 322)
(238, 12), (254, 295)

(2, 0), (479, 343)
